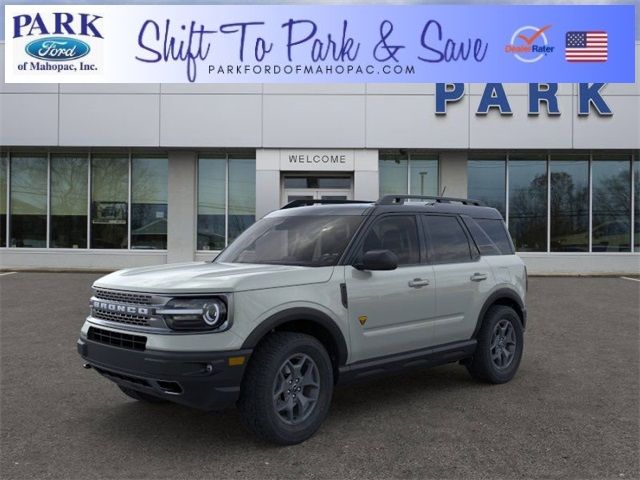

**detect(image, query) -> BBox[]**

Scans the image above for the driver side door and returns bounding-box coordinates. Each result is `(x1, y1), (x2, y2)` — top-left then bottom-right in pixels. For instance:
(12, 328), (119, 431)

(344, 214), (437, 363)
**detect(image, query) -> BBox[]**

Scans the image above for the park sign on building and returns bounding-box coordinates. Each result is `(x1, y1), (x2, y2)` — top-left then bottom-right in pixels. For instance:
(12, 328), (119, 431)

(436, 83), (613, 116)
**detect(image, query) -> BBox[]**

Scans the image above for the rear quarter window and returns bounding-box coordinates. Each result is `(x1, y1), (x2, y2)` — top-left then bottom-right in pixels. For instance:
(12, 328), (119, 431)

(474, 218), (515, 255)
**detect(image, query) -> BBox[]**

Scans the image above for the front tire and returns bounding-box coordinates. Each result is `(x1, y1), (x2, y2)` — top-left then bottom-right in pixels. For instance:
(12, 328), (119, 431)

(238, 332), (334, 445)
(466, 305), (523, 384)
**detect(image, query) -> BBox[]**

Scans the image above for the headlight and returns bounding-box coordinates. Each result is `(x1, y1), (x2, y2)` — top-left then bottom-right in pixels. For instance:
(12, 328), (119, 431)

(158, 297), (229, 332)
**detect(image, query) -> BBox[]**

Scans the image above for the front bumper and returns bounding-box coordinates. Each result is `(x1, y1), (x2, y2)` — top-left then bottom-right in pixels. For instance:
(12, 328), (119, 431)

(77, 337), (252, 411)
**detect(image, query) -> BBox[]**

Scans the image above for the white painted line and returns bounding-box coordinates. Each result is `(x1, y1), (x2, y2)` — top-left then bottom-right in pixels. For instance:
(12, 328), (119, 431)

(620, 276), (640, 283)
(0, 272), (17, 277)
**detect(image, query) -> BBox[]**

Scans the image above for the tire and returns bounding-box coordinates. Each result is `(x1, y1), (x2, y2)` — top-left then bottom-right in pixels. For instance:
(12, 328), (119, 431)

(238, 331), (334, 445)
(466, 305), (524, 384)
(118, 385), (167, 403)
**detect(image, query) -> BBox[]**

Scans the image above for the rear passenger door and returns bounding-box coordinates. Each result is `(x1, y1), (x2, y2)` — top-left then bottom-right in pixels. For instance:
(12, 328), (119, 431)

(421, 215), (493, 345)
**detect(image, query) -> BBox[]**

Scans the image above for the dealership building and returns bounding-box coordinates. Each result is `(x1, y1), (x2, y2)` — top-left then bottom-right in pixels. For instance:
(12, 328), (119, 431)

(0, 42), (638, 274)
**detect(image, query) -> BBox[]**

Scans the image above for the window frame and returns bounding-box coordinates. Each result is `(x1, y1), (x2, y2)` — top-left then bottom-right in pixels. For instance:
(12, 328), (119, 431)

(1, 150), (168, 251)
(379, 151), (440, 197)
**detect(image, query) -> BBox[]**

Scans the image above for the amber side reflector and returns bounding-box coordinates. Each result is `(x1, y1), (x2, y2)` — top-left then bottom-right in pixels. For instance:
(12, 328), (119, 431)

(228, 356), (245, 366)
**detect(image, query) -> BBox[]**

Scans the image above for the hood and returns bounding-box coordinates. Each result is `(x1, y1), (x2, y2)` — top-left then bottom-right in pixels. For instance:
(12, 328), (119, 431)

(93, 261), (335, 294)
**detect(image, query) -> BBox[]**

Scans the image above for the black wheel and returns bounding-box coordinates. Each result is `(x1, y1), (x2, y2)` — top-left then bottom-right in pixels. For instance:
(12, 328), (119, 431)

(466, 305), (524, 384)
(118, 385), (167, 403)
(238, 331), (334, 445)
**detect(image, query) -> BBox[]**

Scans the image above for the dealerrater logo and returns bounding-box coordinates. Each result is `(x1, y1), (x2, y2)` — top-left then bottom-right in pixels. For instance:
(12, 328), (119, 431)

(505, 25), (554, 63)
(12, 12), (104, 73)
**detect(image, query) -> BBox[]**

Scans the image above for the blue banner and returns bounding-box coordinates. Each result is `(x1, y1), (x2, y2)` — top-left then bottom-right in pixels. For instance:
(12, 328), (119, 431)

(4, 4), (636, 83)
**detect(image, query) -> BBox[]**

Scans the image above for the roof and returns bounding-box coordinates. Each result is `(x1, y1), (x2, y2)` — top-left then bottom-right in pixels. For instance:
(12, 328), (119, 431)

(271, 196), (503, 220)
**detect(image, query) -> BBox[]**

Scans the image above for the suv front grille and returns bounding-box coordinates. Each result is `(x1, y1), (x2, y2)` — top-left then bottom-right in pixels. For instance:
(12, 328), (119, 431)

(88, 327), (147, 351)
(94, 289), (153, 305)
(91, 310), (151, 327)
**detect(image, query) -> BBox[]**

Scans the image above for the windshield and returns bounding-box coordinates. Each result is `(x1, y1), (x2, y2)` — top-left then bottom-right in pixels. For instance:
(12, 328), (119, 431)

(216, 215), (364, 267)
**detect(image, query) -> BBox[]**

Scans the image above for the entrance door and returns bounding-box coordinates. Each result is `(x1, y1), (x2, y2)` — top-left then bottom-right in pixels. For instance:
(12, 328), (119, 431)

(282, 176), (352, 206)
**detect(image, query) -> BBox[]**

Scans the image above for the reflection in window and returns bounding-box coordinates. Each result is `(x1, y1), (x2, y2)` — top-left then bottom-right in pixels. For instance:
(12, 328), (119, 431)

(379, 152), (439, 197)
(409, 155), (438, 196)
(379, 153), (408, 197)
(50, 155), (88, 248)
(10, 155), (47, 248)
(467, 157), (506, 218)
(508, 156), (547, 252)
(228, 156), (256, 243)
(0, 155), (6, 247)
(198, 157), (226, 250)
(634, 154), (639, 252)
(131, 157), (168, 249)
(423, 215), (472, 263)
(91, 156), (128, 249)
(592, 155), (631, 252)
(550, 156), (589, 252)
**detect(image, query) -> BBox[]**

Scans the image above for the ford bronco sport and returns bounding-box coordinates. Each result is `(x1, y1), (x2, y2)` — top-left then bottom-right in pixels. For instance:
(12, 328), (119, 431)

(78, 195), (527, 444)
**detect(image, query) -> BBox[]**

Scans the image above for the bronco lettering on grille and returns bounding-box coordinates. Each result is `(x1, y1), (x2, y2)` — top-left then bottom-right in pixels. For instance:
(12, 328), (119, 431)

(91, 300), (150, 316)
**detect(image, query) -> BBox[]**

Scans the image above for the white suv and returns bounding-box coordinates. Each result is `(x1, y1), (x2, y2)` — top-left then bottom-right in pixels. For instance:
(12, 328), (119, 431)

(78, 195), (527, 444)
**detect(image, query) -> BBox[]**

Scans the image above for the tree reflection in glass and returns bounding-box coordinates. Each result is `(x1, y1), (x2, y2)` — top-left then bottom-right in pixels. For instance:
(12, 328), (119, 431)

(508, 156), (547, 252)
(592, 155), (631, 252)
(550, 156), (588, 252)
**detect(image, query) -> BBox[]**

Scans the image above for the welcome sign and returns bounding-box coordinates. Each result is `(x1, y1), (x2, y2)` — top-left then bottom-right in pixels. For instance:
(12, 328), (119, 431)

(3, 4), (636, 83)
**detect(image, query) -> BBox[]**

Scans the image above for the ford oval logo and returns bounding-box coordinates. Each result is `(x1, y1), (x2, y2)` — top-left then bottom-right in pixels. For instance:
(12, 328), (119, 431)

(25, 37), (90, 62)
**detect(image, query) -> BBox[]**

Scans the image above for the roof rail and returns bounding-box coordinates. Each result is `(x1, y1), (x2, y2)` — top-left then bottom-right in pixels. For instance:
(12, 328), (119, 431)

(377, 195), (486, 206)
(281, 199), (374, 209)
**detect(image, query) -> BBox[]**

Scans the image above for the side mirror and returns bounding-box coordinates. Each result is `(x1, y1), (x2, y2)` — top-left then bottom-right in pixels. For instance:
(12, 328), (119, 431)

(354, 249), (399, 271)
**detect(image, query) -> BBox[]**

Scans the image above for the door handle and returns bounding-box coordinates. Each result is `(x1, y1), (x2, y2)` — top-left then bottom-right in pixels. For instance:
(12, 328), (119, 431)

(470, 272), (488, 282)
(408, 278), (430, 288)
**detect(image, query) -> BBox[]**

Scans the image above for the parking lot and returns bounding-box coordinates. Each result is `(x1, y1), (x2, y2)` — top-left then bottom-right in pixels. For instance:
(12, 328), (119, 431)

(0, 273), (638, 479)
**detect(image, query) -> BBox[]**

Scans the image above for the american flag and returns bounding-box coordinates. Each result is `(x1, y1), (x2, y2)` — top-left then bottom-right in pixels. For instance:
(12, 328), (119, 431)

(565, 31), (608, 62)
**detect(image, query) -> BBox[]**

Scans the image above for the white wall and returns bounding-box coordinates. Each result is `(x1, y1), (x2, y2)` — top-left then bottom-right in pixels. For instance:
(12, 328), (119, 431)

(2, 43), (638, 149)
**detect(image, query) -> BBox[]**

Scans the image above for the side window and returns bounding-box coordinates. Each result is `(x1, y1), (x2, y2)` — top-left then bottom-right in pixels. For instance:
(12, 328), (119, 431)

(475, 218), (515, 254)
(461, 216), (501, 256)
(360, 215), (420, 266)
(423, 215), (472, 264)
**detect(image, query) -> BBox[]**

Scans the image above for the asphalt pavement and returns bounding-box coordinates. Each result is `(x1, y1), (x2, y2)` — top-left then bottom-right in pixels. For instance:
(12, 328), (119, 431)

(0, 273), (638, 479)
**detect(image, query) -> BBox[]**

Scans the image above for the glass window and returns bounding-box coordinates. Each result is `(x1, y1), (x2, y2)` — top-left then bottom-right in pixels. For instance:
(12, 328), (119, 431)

(508, 156), (548, 252)
(468, 157), (506, 218)
(379, 153), (408, 197)
(0, 154), (6, 247)
(476, 218), (514, 255)
(217, 215), (363, 267)
(360, 215), (420, 265)
(423, 215), (472, 264)
(634, 153), (639, 252)
(592, 154), (631, 252)
(409, 155), (438, 196)
(228, 156), (256, 244)
(131, 156), (168, 250)
(198, 156), (226, 250)
(50, 155), (88, 248)
(549, 155), (589, 252)
(10, 155), (47, 248)
(461, 216), (500, 256)
(91, 155), (128, 249)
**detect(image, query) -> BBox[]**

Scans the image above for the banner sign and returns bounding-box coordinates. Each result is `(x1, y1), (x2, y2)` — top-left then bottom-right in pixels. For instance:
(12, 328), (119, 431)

(3, 4), (636, 83)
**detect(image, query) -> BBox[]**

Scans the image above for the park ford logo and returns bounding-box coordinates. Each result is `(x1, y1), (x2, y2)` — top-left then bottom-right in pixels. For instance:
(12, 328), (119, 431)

(26, 37), (90, 61)
(91, 300), (150, 316)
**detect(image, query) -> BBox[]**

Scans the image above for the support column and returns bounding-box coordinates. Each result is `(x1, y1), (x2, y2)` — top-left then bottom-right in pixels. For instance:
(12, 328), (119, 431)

(255, 149), (280, 220)
(439, 151), (468, 198)
(167, 150), (197, 263)
(354, 149), (379, 201)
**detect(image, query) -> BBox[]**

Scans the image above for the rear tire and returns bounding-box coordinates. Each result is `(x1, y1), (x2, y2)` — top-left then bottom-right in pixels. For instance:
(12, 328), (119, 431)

(118, 385), (167, 403)
(238, 331), (334, 445)
(466, 305), (523, 384)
